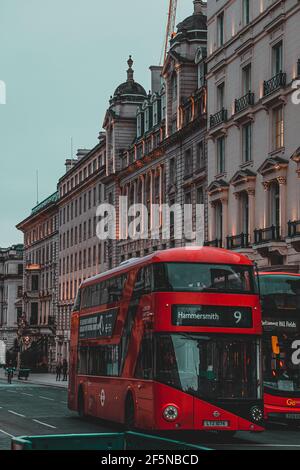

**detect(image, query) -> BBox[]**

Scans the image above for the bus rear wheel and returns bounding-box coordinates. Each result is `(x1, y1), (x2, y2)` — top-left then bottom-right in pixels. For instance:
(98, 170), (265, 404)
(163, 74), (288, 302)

(125, 393), (135, 430)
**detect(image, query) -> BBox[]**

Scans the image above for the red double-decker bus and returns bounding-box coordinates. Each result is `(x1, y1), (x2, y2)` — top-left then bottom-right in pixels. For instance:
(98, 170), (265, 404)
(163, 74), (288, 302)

(68, 247), (264, 433)
(259, 272), (300, 426)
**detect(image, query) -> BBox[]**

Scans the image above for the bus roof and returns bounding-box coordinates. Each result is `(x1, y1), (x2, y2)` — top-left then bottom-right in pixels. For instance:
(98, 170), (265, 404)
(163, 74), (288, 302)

(81, 246), (254, 288)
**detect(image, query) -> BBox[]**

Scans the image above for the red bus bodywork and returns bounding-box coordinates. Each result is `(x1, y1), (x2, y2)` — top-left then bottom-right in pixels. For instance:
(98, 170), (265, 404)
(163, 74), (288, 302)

(259, 272), (300, 424)
(68, 247), (264, 432)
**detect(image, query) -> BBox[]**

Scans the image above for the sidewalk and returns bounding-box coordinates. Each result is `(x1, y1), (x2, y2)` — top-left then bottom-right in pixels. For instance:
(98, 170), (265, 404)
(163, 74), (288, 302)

(0, 368), (68, 389)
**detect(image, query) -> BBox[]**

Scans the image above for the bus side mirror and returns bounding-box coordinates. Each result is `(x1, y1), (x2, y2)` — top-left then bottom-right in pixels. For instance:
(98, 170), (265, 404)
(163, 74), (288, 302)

(271, 336), (280, 355)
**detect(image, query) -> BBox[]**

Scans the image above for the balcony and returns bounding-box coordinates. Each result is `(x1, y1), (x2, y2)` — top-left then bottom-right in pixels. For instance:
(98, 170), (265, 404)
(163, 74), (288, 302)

(234, 92), (255, 114)
(254, 225), (281, 244)
(210, 108), (227, 129)
(263, 71), (286, 97)
(204, 239), (223, 248)
(288, 220), (300, 238)
(227, 233), (249, 250)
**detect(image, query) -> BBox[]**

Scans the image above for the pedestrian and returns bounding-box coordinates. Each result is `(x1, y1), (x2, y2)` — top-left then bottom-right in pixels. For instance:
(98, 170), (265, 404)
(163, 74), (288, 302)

(62, 359), (68, 381)
(56, 361), (62, 381)
(6, 361), (14, 384)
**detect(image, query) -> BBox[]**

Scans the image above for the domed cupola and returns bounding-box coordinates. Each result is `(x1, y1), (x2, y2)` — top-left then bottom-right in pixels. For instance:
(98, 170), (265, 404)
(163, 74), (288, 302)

(112, 56), (147, 103)
(170, 0), (207, 47)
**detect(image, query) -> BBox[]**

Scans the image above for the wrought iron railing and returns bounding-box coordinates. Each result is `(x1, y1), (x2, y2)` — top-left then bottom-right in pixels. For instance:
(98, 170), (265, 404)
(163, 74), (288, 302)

(204, 239), (223, 248)
(210, 108), (227, 128)
(227, 233), (249, 250)
(288, 220), (300, 238)
(254, 225), (281, 244)
(234, 92), (255, 114)
(263, 71), (286, 97)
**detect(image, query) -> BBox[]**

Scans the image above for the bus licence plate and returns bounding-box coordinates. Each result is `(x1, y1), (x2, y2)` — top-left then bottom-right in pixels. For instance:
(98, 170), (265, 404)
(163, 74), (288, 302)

(203, 420), (229, 427)
(286, 414), (300, 420)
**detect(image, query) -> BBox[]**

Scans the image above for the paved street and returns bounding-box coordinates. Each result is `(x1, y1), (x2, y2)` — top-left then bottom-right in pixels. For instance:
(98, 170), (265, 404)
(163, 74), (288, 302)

(0, 376), (300, 450)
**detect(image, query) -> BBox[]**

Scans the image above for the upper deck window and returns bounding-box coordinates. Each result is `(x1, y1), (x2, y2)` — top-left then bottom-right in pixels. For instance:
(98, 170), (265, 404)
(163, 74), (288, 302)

(153, 263), (257, 294)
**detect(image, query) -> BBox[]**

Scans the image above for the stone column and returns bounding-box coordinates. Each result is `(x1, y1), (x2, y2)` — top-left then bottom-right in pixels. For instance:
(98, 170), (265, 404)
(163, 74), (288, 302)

(278, 176), (287, 238)
(221, 197), (229, 249)
(150, 170), (154, 230)
(209, 201), (216, 242)
(247, 189), (256, 244)
(262, 182), (270, 228)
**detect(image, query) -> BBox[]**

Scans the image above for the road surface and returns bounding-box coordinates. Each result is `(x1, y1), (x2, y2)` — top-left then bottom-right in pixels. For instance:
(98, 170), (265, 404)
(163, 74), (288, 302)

(0, 378), (299, 450)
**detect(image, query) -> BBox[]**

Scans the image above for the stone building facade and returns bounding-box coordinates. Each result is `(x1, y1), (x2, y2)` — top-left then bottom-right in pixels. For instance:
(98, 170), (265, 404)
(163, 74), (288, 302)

(0, 245), (23, 357)
(57, 141), (107, 360)
(206, 0), (300, 271)
(103, 0), (208, 267)
(17, 192), (59, 370)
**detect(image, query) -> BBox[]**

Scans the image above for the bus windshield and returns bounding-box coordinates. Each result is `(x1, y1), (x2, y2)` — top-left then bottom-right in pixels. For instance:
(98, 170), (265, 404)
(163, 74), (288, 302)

(156, 334), (261, 400)
(260, 275), (300, 312)
(153, 263), (257, 294)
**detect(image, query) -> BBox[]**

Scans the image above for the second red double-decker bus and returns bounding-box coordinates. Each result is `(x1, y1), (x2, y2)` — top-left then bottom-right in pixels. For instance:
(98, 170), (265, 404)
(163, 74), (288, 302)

(68, 247), (264, 433)
(259, 272), (300, 426)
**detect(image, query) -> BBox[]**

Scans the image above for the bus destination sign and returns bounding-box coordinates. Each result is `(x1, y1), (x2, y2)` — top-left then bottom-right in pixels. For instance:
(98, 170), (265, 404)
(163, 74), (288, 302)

(79, 308), (118, 339)
(172, 305), (253, 328)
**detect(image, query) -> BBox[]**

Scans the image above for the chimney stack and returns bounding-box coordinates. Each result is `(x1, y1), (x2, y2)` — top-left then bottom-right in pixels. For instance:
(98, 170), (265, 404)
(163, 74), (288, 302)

(194, 0), (205, 15)
(149, 66), (163, 94)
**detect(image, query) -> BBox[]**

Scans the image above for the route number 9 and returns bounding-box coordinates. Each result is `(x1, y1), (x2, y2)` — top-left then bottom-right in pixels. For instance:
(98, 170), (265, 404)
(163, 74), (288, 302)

(234, 311), (242, 324)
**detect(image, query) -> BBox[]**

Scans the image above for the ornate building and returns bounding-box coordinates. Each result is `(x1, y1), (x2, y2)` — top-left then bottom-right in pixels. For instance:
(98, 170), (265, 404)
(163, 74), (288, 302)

(0, 244), (23, 358)
(206, 0), (300, 271)
(17, 192), (59, 370)
(57, 141), (107, 360)
(103, 0), (208, 267)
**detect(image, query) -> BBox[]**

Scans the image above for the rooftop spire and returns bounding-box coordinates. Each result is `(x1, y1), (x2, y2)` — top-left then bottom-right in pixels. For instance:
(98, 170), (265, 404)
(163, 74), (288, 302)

(193, 0), (204, 15)
(127, 55), (134, 82)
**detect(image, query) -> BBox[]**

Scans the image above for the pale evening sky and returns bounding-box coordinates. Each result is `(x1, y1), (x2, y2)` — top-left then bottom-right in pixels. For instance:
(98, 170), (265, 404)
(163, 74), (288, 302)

(0, 0), (195, 247)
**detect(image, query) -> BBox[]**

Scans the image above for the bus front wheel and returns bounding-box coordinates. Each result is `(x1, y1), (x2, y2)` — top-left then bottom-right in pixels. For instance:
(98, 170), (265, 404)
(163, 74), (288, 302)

(125, 393), (135, 429)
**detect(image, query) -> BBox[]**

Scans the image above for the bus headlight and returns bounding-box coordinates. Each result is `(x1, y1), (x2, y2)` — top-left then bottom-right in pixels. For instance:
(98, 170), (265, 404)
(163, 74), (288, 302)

(163, 405), (179, 422)
(250, 406), (263, 423)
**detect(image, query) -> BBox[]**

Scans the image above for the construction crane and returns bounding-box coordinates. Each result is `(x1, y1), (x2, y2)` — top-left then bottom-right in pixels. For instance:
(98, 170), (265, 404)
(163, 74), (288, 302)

(162, 0), (178, 65)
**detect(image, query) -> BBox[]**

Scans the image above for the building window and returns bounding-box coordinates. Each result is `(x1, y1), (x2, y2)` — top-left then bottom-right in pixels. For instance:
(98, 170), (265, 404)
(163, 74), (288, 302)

(30, 303), (38, 326)
(215, 202), (223, 241)
(169, 158), (176, 185)
(242, 122), (252, 163)
(217, 12), (224, 47)
(242, 64), (251, 94)
(240, 192), (249, 234)
(217, 82), (225, 110)
(31, 275), (39, 292)
(270, 181), (280, 227)
(171, 72), (177, 102)
(243, 0), (250, 26)
(272, 41), (283, 75)
(184, 149), (193, 177)
(161, 93), (166, 119)
(18, 264), (23, 275)
(198, 62), (206, 89)
(196, 187), (204, 205)
(196, 141), (205, 170)
(217, 137), (225, 174)
(273, 106), (284, 150)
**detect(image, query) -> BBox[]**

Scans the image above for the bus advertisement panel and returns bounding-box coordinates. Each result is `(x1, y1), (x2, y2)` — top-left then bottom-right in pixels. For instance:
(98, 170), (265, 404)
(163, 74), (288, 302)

(260, 272), (300, 426)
